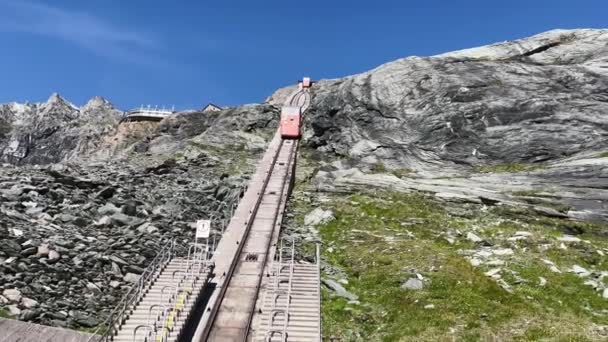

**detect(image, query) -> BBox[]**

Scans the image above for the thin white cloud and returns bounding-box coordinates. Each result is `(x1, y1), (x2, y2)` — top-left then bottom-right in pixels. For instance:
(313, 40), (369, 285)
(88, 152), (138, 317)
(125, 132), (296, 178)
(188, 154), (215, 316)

(0, 0), (163, 65)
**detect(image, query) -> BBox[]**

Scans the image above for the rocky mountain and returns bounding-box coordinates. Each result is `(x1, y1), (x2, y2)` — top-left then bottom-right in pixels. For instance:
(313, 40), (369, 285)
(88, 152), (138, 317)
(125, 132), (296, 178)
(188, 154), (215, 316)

(286, 29), (608, 222)
(0, 94), (122, 165)
(304, 29), (608, 169)
(0, 28), (607, 340)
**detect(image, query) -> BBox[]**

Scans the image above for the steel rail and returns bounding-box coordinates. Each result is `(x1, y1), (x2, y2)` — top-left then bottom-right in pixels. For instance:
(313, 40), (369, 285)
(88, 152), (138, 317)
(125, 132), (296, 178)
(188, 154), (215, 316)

(197, 138), (288, 341)
(193, 84), (310, 342)
(241, 142), (297, 342)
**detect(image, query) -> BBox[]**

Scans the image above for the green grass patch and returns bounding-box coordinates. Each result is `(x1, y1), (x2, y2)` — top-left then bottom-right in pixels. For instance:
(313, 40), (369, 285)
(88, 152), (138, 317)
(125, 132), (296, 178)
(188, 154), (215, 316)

(0, 308), (9, 318)
(391, 168), (414, 179)
(512, 189), (548, 197)
(475, 162), (545, 173)
(598, 151), (608, 158)
(490, 205), (607, 239)
(368, 162), (413, 178)
(370, 162), (388, 174)
(317, 191), (608, 341)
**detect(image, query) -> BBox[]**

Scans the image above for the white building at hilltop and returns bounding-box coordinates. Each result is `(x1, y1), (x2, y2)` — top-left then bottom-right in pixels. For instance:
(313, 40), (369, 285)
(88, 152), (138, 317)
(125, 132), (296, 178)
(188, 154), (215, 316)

(202, 103), (222, 113)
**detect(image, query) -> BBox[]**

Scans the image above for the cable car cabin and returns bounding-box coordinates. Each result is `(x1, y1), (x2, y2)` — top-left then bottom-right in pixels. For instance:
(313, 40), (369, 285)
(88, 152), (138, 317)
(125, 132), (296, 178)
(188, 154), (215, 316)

(302, 77), (312, 88)
(280, 106), (302, 139)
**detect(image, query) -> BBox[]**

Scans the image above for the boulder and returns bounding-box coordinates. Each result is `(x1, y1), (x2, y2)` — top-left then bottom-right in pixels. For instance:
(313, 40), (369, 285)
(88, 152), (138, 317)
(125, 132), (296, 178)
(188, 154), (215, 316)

(3, 289), (22, 303)
(124, 273), (140, 283)
(97, 203), (120, 216)
(21, 297), (39, 309)
(304, 208), (335, 226)
(401, 278), (424, 290)
(466, 232), (483, 243)
(8, 304), (21, 316)
(96, 186), (116, 199)
(36, 244), (50, 257)
(111, 213), (143, 226)
(48, 250), (61, 263)
(19, 309), (39, 321)
(94, 216), (112, 226)
(0, 240), (22, 256)
(86, 282), (102, 295)
(321, 279), (358, 301)
(72, 311), (99, 327)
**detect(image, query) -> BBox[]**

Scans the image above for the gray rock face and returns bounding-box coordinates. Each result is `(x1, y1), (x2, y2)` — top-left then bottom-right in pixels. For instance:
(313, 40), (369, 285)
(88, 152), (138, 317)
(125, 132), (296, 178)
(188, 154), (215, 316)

(290, 29), (608, 172)
(0, 94), (121, 165)
(266, 29), (608, 222)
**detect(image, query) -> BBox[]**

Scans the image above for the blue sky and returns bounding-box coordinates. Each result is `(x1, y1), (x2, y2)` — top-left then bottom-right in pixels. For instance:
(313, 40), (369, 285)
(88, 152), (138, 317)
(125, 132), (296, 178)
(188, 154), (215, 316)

(0, 0), (605, 110)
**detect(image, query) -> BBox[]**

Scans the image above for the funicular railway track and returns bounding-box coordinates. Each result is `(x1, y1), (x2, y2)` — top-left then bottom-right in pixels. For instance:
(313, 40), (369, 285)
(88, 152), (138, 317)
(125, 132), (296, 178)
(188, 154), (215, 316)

(91, 79), (318, 342)
(190, 79), (320, 342)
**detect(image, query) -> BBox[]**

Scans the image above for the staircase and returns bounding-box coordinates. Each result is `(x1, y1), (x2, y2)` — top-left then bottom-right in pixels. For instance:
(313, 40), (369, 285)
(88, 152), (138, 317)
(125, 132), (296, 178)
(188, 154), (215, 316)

(112, 257), (205, 342)
(93, 242), (213, 342)
(255, 242), (321, 342)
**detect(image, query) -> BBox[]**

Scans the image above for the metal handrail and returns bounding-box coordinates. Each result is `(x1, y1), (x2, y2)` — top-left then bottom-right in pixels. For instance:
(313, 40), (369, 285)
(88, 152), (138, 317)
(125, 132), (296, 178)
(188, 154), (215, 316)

(132, 324), (155, 342)
(281, 240), (296, 340)
(182, 244), (205, 284)
(266, 331), (286, 342)
(265, 239), (295, 342)
(316, 243), (322, 342)
(157, 243), (208, 342)
(88, 239), (175, 342)
(147, 303), (168, 332)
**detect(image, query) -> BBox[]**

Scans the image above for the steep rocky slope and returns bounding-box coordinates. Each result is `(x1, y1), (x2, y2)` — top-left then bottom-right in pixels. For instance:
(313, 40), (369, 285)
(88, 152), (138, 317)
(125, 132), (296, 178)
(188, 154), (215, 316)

(304, 29), (608, 169)
(0, 99), (278, 328)
(281, 29), (608, 223)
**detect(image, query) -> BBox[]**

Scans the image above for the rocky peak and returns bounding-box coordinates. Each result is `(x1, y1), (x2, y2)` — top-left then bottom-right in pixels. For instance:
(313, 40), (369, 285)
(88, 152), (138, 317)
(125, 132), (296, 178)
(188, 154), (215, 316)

(45, 92), (76, 108)
(0, 93), (121, 164)
(39, 93), (79, 119)
(83, 96), (114, 111)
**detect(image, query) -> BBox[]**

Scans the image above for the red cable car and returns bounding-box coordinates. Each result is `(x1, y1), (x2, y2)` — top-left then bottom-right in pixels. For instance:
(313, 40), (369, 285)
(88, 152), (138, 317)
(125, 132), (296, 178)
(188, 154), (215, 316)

(280, 106), (302, 139)
(301, 77), (312, 88)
